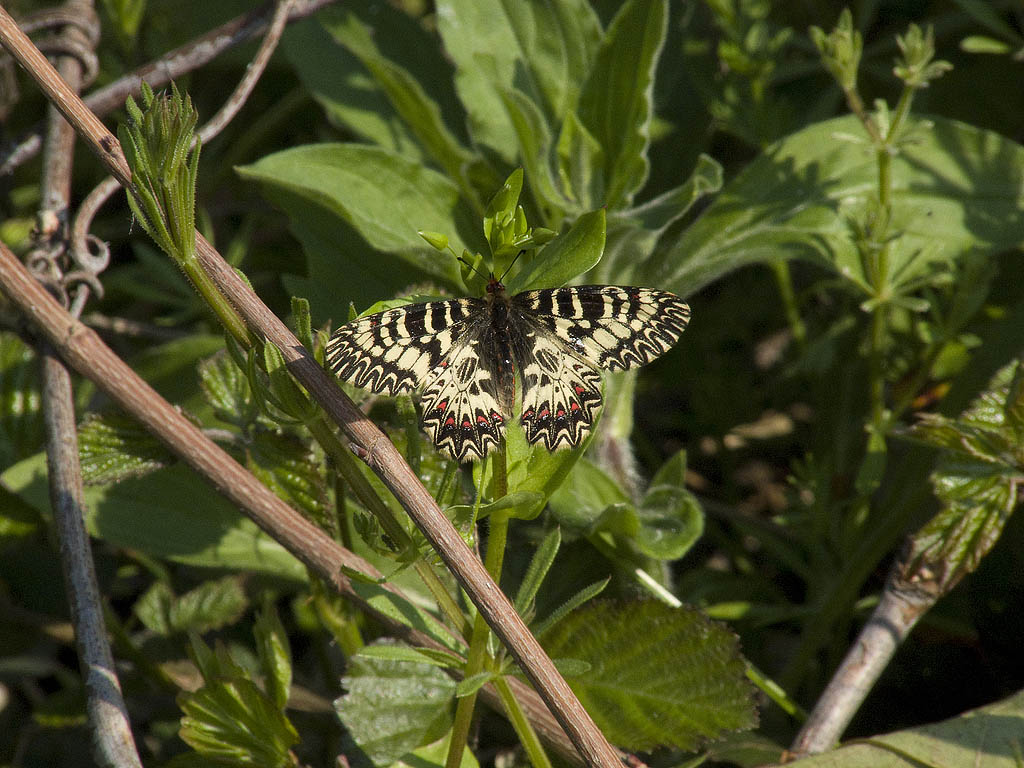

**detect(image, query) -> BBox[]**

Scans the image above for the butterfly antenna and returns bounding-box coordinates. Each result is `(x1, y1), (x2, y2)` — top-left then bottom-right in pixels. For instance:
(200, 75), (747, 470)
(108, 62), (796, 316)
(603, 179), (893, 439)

(497, 250), (525, 283)
(458, 254), (491, 280)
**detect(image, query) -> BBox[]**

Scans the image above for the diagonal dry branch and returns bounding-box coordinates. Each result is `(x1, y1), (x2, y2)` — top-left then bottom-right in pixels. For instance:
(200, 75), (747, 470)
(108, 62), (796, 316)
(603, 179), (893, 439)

(0, 9), (621, 767)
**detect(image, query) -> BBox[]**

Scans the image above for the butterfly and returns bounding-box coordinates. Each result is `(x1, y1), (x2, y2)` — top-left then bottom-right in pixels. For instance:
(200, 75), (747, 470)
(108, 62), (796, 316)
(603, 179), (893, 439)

(325, 278), (690, 462)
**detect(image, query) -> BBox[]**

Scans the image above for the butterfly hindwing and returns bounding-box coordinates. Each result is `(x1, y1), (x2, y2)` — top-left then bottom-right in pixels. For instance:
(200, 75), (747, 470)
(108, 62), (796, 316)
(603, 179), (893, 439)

(516, 328), (603, 451)
(420, 335), (508, 461)
(512, 286), (690, 372)
(326, 299), (481, 395)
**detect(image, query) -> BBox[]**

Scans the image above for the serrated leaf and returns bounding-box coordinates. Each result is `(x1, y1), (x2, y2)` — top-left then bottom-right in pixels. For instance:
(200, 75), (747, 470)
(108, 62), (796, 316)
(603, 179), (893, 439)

(785, 688), (1024, 767)
(903, 361), (1024, 593)
(336, 644), (457, 765)
(198, 350), (253, 426)
(577, 0), (668, 207)
(167, 577), (249, 635)
(78, 412), (172, 484)
(540, 600), (756, 752)
(246, 431), (330, 531)
(179, 638), (298, 766)
(134, 581), (174, 635)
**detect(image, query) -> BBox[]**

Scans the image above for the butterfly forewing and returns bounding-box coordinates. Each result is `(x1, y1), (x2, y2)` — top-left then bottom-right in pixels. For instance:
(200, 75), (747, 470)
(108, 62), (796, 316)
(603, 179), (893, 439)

(325, 298), (481, 395)
(326, 282), (690, 461)
(512, 286), (691, 372)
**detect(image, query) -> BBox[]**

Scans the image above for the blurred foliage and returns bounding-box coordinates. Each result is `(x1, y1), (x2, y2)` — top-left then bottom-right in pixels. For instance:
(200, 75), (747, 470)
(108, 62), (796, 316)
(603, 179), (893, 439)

(3, 0), (1024, 766)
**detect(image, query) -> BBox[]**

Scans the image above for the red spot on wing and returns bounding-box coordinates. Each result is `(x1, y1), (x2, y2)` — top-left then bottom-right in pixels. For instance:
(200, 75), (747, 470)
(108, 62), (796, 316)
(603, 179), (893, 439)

(539, 409), (550, 419)
(445, 416), (455, 426)
(570, 402), (580, 412)
(477, 414), (488, 424)
(462, 419), (472, 428)
(556, 408), (566, 417)
(573, 384), (585, 395)
(492, 412), (503, 422)
(435, 400), (448, 411)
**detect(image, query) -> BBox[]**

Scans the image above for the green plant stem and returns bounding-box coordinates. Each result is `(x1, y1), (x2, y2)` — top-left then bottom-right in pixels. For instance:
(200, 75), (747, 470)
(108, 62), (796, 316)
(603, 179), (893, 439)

(446, 448), (509, 768)
(177, 252), (252, 347)
(770, 260), (807, 350)
(493, 676), (552, 768)
(308, 417), (469, 639)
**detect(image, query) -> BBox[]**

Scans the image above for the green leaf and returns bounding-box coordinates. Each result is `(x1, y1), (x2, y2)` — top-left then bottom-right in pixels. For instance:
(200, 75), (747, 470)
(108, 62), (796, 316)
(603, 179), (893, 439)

(335, 643), (457, 765)
(548, 457), (630, 530)
(179, 636), (299, 766)
(577, 0), (668, 207)
(531, 578), (609, 638)
(454, 671), (495, 698)
(246, 431), (330, 532)
(319, 8), (478, 187)
(596, 153), (723, 284)
(133, 581), (173, 635)
(499, 87), (570, 216)
(2, 455), (306, 581)
(0, 332), (43, 467)
(356, 644), (463, 670)
(633, 482), (704, 561)
(556, 110), (604, 210)
(506, 208), (606, 293)
(436, 0), (601, 161)
(254, 602), (292, 712)
(198, 350), (255, 427)
(77, 412), (172, 484)
(785, 688), (1024, 767)
(238, 143), (482, 312)
(652, 115), (1024, 298)
(134, 577), (248, 636)
(513, 527), (561, 616)
(903, 362), (1024, 593)
(283, 17), (425, 163)
(540, 600), (756, 752)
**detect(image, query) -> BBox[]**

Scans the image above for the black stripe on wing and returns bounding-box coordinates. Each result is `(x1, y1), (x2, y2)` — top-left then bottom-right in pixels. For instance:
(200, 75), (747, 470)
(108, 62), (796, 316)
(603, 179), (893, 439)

(326, 298), (484, 395)
(512, 286), (690, 371)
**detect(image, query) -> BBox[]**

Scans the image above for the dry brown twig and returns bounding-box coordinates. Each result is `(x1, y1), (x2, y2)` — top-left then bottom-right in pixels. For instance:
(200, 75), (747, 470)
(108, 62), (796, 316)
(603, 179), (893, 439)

(0, 0), (336, 176)
(28, 0), (142, 765)
(0, 7), (622, 767)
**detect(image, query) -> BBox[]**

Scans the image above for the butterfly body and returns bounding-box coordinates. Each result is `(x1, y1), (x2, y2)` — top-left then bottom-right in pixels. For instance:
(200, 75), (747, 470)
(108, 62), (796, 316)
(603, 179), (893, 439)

(327, 279), (690, 462)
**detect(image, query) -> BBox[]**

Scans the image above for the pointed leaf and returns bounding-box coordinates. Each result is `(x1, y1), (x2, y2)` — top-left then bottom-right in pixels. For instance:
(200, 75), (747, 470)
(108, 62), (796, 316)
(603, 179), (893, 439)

(577, 0), (668, 207)
(506, 208), (605, 293)
(254, 603), (292, 712)
(514, 527), (561, 615)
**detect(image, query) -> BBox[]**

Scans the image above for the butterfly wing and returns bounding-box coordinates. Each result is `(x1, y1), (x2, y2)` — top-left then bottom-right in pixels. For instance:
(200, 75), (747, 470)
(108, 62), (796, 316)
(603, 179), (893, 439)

(326, 299), (482, 395)
(419, 332), (508, 462)
(513, 326), (604, 451)
(512, 286), (690, 372)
